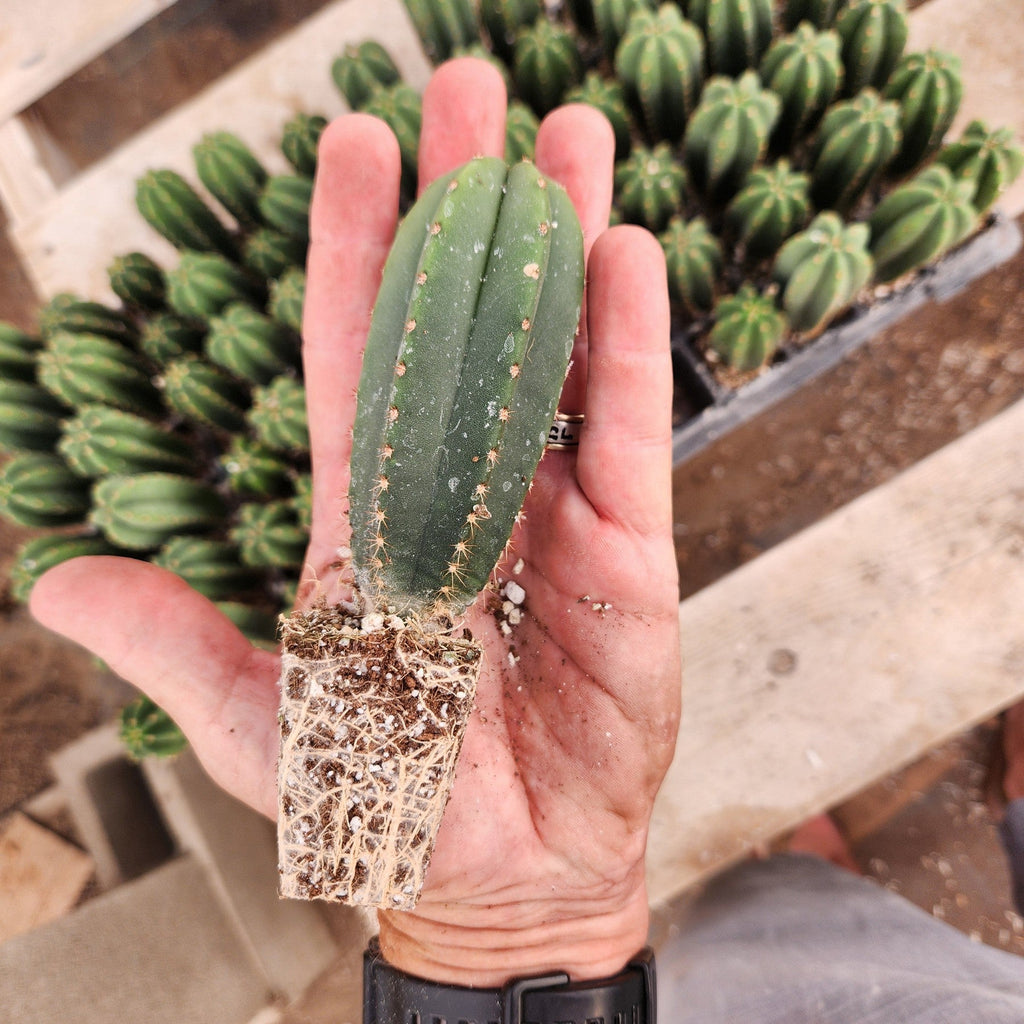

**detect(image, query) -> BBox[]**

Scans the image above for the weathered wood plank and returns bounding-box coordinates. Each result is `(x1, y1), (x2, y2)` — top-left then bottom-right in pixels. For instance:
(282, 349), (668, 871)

(648, 396), (1024, 906)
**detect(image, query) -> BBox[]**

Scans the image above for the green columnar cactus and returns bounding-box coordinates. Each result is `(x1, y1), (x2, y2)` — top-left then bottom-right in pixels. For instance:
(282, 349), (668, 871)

(593, 0), (656, 57)
(505, 100), (540, 163)
(565, 72), (634, 159)
(659, 215), (724, 314)
(883, 49), (962, 177)
(808, 88), (902, 212)
(119, 696), (188, 761)
(268, 268), (306, 334)
(9, 533), (125, 604)
(90, 473), (228, 550)
(935, 120), (1024, 214)
(219, 435), (295, 497)
(349, 156), (583, 617)
(257, 175), (313, 245)
(232, 499), (309, 569)
(205, 303), (301, 386)
(480, 0), (543, 61)
(771, 211), (873, 333)
(615, 5), (704, 144)
(687, 0), (774, 76)
(331, 41), (402, 110)
(512, 16), (583, 116)
(193, 131), (269, 230)
(682, 71), (780, 205)
(135, 169), (237, 258)
(162, 354), (251, 433)
(107, 252), (167, 313)
(614, 142), (687, 232)
(0, 453), (92, 528)
(868, 164), (978, 282)
(363, 83), (423, 199)
(0, 380), (68, 454)
(247, 376), (310, 453)
(725, 159), (811, 262)
(707, 283), (787, 371)
(781, 0), (850, 30)
(281, 113), (328, 177)
(138, 312), (205, 365)
(37, 331), (161, 415)
(57, 405), (198, 478)
(759, 23), (844, 152)
(0, 322), (43, 382)
(835, 0), (908, 95)
(37, 294), (138, 347)
(153, 537), (259, 600)
(242, 227), (308, 280)
(166, 251), (265, 322)
(402, 0), (480, 63)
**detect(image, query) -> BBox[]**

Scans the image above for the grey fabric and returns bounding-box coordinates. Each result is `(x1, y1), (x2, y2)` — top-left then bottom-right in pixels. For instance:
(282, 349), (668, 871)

(657, 854), (1024, 1023)
(999, 798), (1024, 915)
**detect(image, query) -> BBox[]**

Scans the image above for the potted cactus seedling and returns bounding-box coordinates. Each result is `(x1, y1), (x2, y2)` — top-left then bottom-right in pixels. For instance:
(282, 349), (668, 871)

(276, 155), (584, 907)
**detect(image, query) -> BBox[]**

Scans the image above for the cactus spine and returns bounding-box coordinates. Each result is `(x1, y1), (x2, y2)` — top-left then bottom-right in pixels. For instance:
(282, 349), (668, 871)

(725, 159), (811, 262)
(513, 17), (583, 116)
(687, 0), (774, 77)
(659, 215), (724, 314)
(707, 283), (787, 371)
(614, 142), (687, 233)
(835, 0), (908, 95)
(935, 120), (1024, 214)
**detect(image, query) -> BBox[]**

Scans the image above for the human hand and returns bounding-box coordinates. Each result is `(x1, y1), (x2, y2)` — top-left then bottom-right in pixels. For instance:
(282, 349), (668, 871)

(30, 58), (681, 986)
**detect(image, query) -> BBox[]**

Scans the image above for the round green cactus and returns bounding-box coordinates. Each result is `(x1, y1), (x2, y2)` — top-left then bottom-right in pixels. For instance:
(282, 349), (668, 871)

(231, 499), (309, 569)
(682, 71), (781, 205)
(247, 376), (310, 454)
(687, 0), (774, 76)
(268, 268), (306, 334)
(138, 312), (205, 366)
(135, 168), (237, 258)
(614, 5), (704, 144)
(37, 294), (138, 347)
(161, 354), (252, 434)
(868, 164), (978, 283)
(707, 283), (787, 372)
(480, 0), (543, 61)
(659, 215), (724, 315)
(9, 533), (126, 605)
(363, 83), (423, 199)
(402, 0), (480, 63)
(614, 142), (687, 233)
(241, 227), (307, 281)
(219, 435), (295, 497)
(119, 696), (188, 761)
(0, 380), (69, 454)
(564, 72), (634, 159)
(835, 0), (908, 95)
(193, 131), (269, 230)
(781, 0), (851, 30)
(166, 251), (265, 322)
(280, 112), (328, 177)
(592, 0), (656, 57)
(0, 322), (43, 382)
(331, 40), (402, 110)
(504, 100), (540, 163)
(725, 159), (811, 262)
(153, 536), (260, 600)
(0, 453), (92, 528)
(884, 49), (963, 177)
(771, 211), (874, 333)
(512, 16), (582, 116)
(107, 252), (167, 313)
(257, 174), (313, 245)
(205, 302), (301, 386)
(935, 119), (1024, 213)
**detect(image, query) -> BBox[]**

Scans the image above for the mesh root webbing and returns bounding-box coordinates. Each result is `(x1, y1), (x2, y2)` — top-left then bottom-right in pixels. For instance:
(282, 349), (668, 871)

(277, 606), (480, 908)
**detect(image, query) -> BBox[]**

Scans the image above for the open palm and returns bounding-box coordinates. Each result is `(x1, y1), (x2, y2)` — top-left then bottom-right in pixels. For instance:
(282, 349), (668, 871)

(31, 59), (681, 984)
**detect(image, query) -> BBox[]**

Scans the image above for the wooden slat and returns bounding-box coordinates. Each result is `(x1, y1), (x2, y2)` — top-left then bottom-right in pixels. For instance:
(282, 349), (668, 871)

(0, 0), (180, 123)
(9, 0), (431, 300)
(647, 396), (1024, 906)
(0, 117), (60, 224)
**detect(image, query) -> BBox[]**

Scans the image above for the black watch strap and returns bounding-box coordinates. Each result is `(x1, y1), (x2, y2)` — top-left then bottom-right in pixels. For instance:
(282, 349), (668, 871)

(363, 938), (656, 1024)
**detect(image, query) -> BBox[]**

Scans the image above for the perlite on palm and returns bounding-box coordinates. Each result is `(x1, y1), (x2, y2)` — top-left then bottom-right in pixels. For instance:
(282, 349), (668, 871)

(277, 156), (584, 908)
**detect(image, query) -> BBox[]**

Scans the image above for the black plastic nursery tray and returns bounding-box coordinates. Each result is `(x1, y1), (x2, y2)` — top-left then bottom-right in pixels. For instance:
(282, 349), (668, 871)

(670, 211), (1024, 467)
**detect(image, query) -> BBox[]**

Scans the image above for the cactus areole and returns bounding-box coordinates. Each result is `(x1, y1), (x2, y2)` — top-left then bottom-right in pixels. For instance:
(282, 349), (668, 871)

(277, 156), (584, 908)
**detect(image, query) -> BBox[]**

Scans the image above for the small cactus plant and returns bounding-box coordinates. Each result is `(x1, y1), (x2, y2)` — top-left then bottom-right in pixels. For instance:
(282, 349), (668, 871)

(161, 354), (252, 434)
(402, 0), (480, 63)
(687, 0), (774, 77)
(8, 533), (125, 605)
(935, 120), (1024, 214)
(280, 112), (328, 176)
(707, 283), (788, 371)
(0, 322), (43, 381)
(135, 169), (237, 258)
(725, 159), (811, 262)
(138, 312), (204, 366)
(504, 99), (541, 162)
(166, 251), (265, 322)
(480, 0), (543, 61)
(257, 174), (313, 245)
(592, 0), (656, 57)
(331, 40), (402, 110)
(614, 142), (688, 232)
(193, 131), (269, 230)
(835, 0), (908, 96)
(512, 16), (583, 116)
(232, 499), (308, 569)
(780, 0), (850, 30)
(268, 268), (306, 334)
(205, 302), (301, 386)
(564, 72), (634, 159)
(0, 453), (92, 528)
(219, 435), (295, 497)
(362, 83), (423, 199)
(0, 380), (68, 454)
(659, 215), (724, 314)
(119, 696), (188, 761)
(107, 252), (167, 313)
(38, 294), (138, 347)
(152, 537), (260, 600)
(247, 375), (310, 453)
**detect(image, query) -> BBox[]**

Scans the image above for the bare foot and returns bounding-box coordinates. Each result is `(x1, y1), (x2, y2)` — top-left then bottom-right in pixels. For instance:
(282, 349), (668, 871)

(1003, 702), (1024, 804)
(787, 814), (861, 874)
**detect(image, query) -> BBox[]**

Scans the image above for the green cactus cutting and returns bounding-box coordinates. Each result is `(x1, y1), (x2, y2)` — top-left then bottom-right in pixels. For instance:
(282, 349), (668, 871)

(935, 120), (1024, 214)
(614, 142), (687, 233)
(0, 322), (43, 382)
(781, 0), (850, 30)
(247, 376), (310, 454)
(37, 294), (138, 348)
(241, 227), (308, 281)
(682, 71), (780, 205)
(759, 23), (844, 152)
(193, 131), (269, 230)
(219, 434), (295, 497)
(0, 380), (69, 454)
(615, 5), (704, 144)
(513, 16), (583, 116)
(57, 405), (198, 478)
(166, 251), (265, 322)
(205, 302), (301, 386)
(119, 696), (188, 761)
(161, 354), (251, 433)
(135, 168), (237, 258)
(138, 312), (205, 365)
(232, 498), (309, 569)
(37, 331), (162, 415)
(868, 164), (978, 283)
(331, 40), (402, 110)
(268, 268), (306, 334)
(835, 0), (908, 95)
(90, 473), (228, 550)
(480, 0), (543, 61)
(280, 112), (328, 177)
(707, 283), (787, 371)
(505, 100), (541, 163)
(687, 0), (774, 77)
(363, 83), (423, 199)
(725, 159), (811, 263)
(8, 533), (126, 605)
(107, 252), (167, 313)
(403, 0), (480, 63)
(808, 87), (902, 213)
(659, 215), (724, 314)
(772, 211), (873, 333)
(884, 49), (962, 177)
(153, 536), (260, 600)
(565, 72), (634, 159)
(0, 453), (92, 528)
